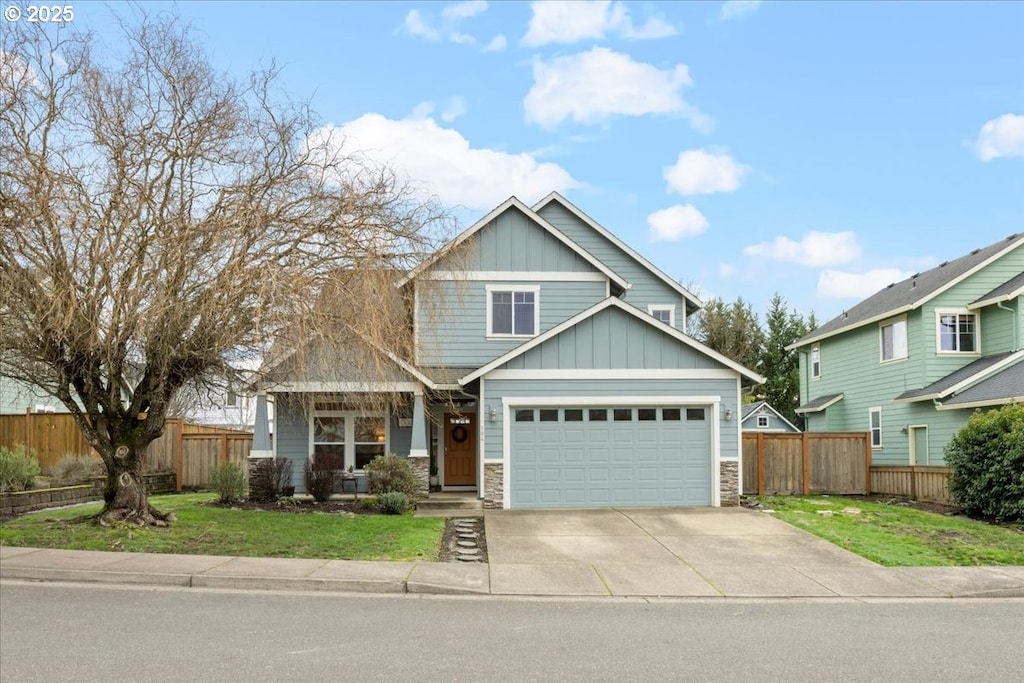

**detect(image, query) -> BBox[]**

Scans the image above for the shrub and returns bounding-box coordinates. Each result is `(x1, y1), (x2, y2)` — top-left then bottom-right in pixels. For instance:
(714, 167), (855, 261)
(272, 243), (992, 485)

(945, 404), (1024, 522)
(210, 462), (247, 503)
(305, 464), (335, 503)
(378, 491), (410, 515)
(249, 457), (294, 502)
(0, 444), (42, 493)
(364, 454), (420, 498)
(49, 454), (103, 486)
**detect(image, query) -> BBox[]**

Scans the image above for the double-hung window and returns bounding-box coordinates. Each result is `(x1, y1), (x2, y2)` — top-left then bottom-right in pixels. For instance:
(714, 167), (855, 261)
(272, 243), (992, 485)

(937, 311), (977, 353)
(880, 318), (908, 362)
(312, 412), (387, 471)
(487, 285), (539, 338)
(811, 345), (821, 379)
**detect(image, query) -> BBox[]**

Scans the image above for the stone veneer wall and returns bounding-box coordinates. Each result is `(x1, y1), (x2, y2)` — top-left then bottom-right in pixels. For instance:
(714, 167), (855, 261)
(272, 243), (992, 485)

(408, 456), (430, 497)
(719, 460), (739, 507)
(483, 463), (504, 509)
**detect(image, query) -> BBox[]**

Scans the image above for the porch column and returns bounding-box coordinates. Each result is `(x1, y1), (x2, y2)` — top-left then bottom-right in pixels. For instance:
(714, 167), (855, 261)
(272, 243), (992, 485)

(408, 387), (429, 496)
(248, 392), (273, 459)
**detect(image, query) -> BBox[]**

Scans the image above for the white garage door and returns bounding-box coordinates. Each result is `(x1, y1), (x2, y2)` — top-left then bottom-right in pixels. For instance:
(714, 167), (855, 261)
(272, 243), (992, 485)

(510, 406), (713, 508)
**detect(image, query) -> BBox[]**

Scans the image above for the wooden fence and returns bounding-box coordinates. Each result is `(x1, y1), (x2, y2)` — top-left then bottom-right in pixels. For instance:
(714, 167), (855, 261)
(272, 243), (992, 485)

(743, 432), (871, 495)
(0, 413), (251, 489)
(869, 466), (953, 505)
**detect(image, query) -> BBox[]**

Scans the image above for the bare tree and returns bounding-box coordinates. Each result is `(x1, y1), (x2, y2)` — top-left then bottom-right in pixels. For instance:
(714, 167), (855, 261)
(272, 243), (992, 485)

(0, 18), (447, 525)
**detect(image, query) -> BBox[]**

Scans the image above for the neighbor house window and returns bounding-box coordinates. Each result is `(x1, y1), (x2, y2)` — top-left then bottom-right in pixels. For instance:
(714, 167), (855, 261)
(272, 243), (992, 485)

(312, 412), (386, 471)
(937, 312), (977, 353)
(811, 346), (821, 379)
(757, 415), (769, 429)
(487, 285), (539, 337)
(880, 318), (908, 362)
(648, 305), (675, 327)
(869, 407), (882, 448)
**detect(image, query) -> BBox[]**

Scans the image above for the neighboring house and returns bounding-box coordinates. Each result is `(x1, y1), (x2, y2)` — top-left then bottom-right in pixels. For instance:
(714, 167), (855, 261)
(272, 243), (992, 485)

(741, 401), (800, 433)
(0, 376), (68, 414)
(790, 233), (1023, 466)
(256, 192), (764, 509)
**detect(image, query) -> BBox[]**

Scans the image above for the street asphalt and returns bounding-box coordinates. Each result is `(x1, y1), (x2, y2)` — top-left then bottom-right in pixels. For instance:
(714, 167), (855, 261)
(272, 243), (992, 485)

(1, 507), (1022, 598)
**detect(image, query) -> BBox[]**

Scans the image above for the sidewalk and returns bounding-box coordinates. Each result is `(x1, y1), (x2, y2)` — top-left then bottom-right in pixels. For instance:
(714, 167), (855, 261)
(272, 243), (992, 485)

(3, 545), (1022, 598)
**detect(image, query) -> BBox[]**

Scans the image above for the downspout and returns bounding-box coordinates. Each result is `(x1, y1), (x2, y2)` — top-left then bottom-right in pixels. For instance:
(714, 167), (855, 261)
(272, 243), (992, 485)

(996, 301), (1018, 350)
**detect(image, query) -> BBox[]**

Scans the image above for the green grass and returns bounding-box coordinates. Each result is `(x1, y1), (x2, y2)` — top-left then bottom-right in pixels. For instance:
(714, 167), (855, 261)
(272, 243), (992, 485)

(757, 496), (1024, 566)
(0, 493), (444, 562)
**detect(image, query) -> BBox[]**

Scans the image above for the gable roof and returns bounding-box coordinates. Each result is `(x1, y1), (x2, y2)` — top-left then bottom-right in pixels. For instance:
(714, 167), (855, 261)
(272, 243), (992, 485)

(893, 350), (1023, 403)
(795, 392), (844, 414)
(741, 400), (801, 432)
(936, 359), (1024, 410)
(394, 196), (629, 291)
(532, 192), (702, 313)
(790, 233), (1023, 349)
(459, 297), (765, 385)
(969, 271), (1024, 309)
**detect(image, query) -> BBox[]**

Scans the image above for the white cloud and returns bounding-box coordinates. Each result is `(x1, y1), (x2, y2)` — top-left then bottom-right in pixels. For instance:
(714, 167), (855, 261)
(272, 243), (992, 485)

(524, 48), (710, 131)
(314, 113), (579, 211)
(974, 113), (1024, 161)
(0, 50), (40, 91)
(440, 96), (467, 122)
(664, 149), (750, 195)
(743, 231), (860, 267)
(402, 9), (440, 41)
(484, 34), (508, 52)
(523, 0), (676, 46)
(647, 204), (709, 242)
(718, 263), (737, 278)
(817, 268), (913, 299)
(720, 1), (761, 21)
(442, 0), (488, 21)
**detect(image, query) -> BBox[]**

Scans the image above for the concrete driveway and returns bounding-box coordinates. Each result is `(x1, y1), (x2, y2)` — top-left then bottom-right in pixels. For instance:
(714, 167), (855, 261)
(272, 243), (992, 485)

(483, 507), (937, 598)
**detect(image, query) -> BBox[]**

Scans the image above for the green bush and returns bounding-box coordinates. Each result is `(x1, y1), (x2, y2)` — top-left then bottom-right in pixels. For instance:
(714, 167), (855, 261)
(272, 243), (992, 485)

(0, 444), (42, 493)
(364, 454), (420, 498)
(249, 457), (293, 502)
(377, 491), (410, 515)
(305, 464), (335, 503)
(210, 462), (247, 503)
(49, 454), (103, 486)
(945, 404), (1024, 522)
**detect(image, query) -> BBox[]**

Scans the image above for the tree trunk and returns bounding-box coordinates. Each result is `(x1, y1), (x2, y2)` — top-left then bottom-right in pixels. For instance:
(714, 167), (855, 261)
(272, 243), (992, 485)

(97, 446), (175, 527)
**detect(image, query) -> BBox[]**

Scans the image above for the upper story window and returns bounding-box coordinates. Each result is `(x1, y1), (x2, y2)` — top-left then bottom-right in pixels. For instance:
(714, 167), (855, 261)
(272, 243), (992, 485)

(937, 311), (978, 354)
(486, 285), (539, 338)
(880, 318), (908, 362)
(811, 345), (821, 379)
(647, 305), (675, 327)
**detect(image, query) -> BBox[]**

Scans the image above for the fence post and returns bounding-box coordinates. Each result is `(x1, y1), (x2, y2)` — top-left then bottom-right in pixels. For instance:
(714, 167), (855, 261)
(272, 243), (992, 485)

(802, 432), (811, 495)
(175, 418), (184, 492)
(756, 432), (765, 494)
(220, 433), (228, 464)
(864, 432), (872, 495)
(910, 466), (917, 500)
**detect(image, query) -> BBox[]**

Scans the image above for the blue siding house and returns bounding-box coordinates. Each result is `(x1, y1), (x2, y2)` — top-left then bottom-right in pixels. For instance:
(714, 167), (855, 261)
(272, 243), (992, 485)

(255, 193), (764, 509)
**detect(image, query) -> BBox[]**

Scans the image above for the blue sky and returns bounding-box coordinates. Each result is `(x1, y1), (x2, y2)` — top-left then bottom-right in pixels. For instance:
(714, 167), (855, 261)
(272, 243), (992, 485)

(68, 1), (1024, 321)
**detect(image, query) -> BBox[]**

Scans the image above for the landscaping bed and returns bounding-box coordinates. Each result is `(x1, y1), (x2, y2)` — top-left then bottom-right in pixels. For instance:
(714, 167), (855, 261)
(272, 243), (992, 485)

(747, 495), (1024, 566)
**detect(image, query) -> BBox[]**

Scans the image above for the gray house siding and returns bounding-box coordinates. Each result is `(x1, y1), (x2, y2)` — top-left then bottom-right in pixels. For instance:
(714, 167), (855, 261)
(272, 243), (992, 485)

(0, 376), (67, 414)
(536, 201), (687, 330)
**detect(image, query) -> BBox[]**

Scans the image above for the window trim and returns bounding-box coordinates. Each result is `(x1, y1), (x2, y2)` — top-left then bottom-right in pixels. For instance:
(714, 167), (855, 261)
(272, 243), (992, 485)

(647, 304), (676, 327)
(935, 309), (980, 356)
(485, 284), (541, 339)
(811, 345), (821, 380)
(756, 415), (770, 429)
(869, 406), (882, 449)
(879, 316), (909, 364)
(309, 409), (389, 472)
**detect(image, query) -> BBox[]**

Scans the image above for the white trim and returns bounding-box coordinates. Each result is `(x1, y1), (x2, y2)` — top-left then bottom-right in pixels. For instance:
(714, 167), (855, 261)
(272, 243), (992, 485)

(532, 192), (702, 309)
(268, 381), (420, 393)
(484, 369), (738, 380)
(756, 415), (770, 428)
(424, 271), (608, 282)
(791, 235), (1024, 348)
(309, 409), (389, 472)
(413, 284), (421, 366)
(968, 283), (1024, 310)
(485, 284), (540, 339)
(795, 392), (845, 414)
(935, 308), (981, 356)
(460, 297), (765, 385)
(501, 395), (721, 509)
(647, 304), (676, 328)
(892, 349), (1024, 403)
(811, 345), (821, 380)
(478, 376), (486, 499)
(394, 196), (629, 290)
(869, 406), (882, 449)
(735, 377), (743, 497)
(879, 315), (909, 364)
(937, 396), (1024, 410)
(439, 405), (479, 492)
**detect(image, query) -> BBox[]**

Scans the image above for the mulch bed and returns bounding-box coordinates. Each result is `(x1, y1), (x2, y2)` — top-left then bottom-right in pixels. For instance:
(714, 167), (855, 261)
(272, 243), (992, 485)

(205, 499), (380, 515)
(742, 493), (960, 516)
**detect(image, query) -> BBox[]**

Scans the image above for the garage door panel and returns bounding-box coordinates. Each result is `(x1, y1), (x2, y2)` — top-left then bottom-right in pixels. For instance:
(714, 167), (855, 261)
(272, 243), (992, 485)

(511, 404), (713, 508)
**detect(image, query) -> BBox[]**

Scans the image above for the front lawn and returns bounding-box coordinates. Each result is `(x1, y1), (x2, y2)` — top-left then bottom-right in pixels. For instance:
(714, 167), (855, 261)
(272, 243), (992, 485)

(0, 493), (445, 562)
(755, 496), (1024, 566)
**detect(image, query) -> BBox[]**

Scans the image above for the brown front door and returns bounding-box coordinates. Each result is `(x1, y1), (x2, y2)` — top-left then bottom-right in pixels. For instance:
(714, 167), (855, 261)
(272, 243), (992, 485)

(443, 412), (477, 486)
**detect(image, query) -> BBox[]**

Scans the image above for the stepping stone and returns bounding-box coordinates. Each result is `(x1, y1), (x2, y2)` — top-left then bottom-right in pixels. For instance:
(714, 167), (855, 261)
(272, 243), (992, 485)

(456, 548), (480, 556)
(456, 555), (478, 562)
(458, 532), (478, 539)
(457, 540), (477, 548)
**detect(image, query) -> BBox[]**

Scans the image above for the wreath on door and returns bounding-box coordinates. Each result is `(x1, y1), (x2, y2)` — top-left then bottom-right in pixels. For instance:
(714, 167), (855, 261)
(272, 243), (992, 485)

(451, 425), (469, 443)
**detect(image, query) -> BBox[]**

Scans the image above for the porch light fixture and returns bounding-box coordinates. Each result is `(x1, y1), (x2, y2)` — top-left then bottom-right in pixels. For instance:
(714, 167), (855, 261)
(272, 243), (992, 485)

(488, 406), (497, 423)
(724, 408), (733, 422)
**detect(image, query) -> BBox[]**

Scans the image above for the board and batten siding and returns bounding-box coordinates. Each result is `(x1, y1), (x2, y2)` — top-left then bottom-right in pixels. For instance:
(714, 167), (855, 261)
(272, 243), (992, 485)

(501, 305), (720, 371)
(482, 378), (740, 463)
(536, 201), (688, 331)
(416, 279), (608, 367)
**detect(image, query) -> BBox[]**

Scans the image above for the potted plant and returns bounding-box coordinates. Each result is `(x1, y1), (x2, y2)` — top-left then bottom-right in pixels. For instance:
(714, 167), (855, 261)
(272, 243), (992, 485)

(429, 463), (439, 488)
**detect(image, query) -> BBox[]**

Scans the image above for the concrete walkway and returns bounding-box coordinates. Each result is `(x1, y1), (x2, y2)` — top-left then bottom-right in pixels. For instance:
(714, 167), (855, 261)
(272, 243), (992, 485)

(2, 507), (1022, 599)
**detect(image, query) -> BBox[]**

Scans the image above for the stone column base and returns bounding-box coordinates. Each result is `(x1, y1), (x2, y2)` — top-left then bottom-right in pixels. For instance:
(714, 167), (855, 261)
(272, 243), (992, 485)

(483, 463), (504, 509)
(719, 460), (739, 507)
(408, 456), (429, 498)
